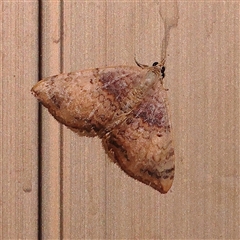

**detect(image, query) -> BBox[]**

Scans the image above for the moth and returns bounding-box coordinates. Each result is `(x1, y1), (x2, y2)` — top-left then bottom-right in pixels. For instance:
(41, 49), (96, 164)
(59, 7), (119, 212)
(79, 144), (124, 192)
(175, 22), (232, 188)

(31, 59), (175, 193)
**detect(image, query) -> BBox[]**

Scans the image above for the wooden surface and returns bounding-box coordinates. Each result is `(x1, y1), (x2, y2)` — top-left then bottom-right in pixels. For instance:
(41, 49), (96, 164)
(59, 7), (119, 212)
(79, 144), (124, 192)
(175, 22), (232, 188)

(1, 1), (239, 239)
(0, 1), (39, 239)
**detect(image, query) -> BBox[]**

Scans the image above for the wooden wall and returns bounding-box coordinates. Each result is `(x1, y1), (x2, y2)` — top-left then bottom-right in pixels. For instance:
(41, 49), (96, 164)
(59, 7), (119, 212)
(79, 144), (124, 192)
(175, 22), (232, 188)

(1, 1), (239, 239)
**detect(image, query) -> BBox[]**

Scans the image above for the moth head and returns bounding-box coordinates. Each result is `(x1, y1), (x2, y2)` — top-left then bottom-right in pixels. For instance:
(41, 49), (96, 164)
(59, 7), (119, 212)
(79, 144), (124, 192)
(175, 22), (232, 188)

(134, 58), (166, 80)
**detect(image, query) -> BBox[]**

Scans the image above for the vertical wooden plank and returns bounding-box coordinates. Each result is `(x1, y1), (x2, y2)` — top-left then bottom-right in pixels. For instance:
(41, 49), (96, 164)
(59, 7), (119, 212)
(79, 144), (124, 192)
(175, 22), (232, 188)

(40, 1), (62, 239)
(0, 1), (39, 239)
(62, 3), (108, 239)
(165, 2), (240, 238)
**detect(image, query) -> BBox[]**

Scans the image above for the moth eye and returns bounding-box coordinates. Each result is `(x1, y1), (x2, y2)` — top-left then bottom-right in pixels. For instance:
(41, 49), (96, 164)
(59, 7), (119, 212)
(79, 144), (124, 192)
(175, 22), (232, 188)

(161, 66), (166, 78)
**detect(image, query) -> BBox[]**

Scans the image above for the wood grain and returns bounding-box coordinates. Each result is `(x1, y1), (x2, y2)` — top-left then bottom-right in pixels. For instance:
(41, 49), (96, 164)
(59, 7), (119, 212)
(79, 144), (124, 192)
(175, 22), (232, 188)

(0, 1), (39, 239)
(40, 1), (62, 239)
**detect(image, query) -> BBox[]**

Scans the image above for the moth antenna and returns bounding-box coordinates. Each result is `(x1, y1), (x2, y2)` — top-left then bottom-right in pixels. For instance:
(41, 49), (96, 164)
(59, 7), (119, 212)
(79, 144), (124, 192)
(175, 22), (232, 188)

(154, 58), (166, 67)
(134, 57), (148, 69)
(160, 58), (166, 66)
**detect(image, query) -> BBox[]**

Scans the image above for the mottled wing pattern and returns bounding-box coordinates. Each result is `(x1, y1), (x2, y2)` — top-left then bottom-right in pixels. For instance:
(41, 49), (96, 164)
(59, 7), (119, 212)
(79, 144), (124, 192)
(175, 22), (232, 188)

(31, 63), (175, 193)
(102, 82), (175, 193)
(32, 66), (148, 137)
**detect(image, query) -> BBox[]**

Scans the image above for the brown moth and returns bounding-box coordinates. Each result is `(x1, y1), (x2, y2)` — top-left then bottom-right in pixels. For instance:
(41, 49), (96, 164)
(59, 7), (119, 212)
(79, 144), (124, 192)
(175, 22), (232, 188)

(31, 60), (175, 193)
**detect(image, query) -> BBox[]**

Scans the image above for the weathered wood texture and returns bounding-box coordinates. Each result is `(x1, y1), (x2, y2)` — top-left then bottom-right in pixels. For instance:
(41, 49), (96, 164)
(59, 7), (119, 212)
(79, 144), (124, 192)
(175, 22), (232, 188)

(0, 1), (39, 239)
(40, 2), (62, 239)
(1, 1), (239, 239)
